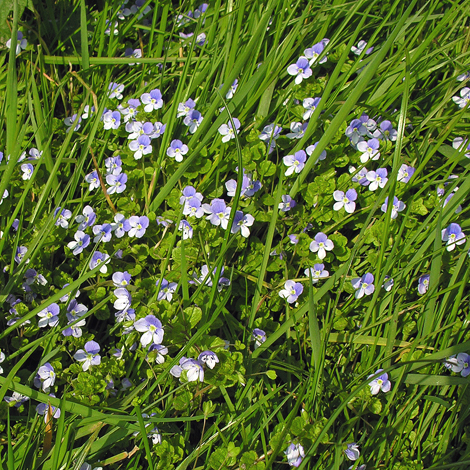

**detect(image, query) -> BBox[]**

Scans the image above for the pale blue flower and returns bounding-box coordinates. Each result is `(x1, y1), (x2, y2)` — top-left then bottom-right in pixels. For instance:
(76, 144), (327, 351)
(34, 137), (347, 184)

(111, 213), (131, 238)
(304, 38), (329, 65)
(141, 89), (163, 112)
(74, 341), (101, 371)
(283, 150), (307, 176)
(397, 164), (415, 183)
(368, 369), (391, 394)
(226, 79), (238, 99)
(285, 443), (304, 467)
(374, 120), (397, 141)
(93, 224), (112, 243)
(218, 118), (241, 142)
(134, 314), (164, 347)
(67, 231), (90, 255)
(418, 274), (430, 295)
(106, 173), (127, 194)
(351, 273), (374, 299)
(37, 303), (60, 328)
(279, 195), (296, 212)
(351, 40), (373, 55)
(167, 139), (189, 162)
(302, 97), (321, 120)
(198, 350), (219, 369)
(306, 141), (326, 163)
(156, 279), (178, 301)
(381, 196), (405, 219)
(452, 87), (470, 108)
(89, 251), (110, 273)
(333, 189), (357, 213)
(36, 394), (61, 423)
(184, 109), (203, 133)
(286, 121), (308, 139)
(112, 271), (132, 287)
(21, 163), (34, 180)
(358, 138), (380, 163)
(252, 328), (266, 349)
(452, 137), (470, 158)
(202, 199), (231, 229)
(85, 171), (100, 191)
(366, 168), (388, 191)
(231, 211), (254, 237)
(179, 219), (193, 239)
(103, 110), (121, 130)
(129, 135), (152, 159)
(128, 215), (149, 238)
(177, 98), (196, 118)
(304, 264), (329, 284)
(75, 205), (96, 230)
(287, 57), (312, 84)
(442, 223), (465, 251)
(108, 82), (124, 99)
(279, 280), (303, 303)
(344, 443), (360, 461)
(36, 363), (56, 391)
(309, 232), (334, 259)
(6, 31), (27, 55)
(170, 357), (204, 382)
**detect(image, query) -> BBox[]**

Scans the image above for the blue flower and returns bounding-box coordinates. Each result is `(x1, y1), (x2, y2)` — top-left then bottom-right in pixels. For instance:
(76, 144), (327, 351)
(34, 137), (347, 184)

(351, 273), (375, 299)
(252, 328), (266, 349)
(452, 87), (470, 108)
(283, 150), (307, 176)
(287, 57), (312, 84)
(203, 199), (231, 229)
(129, 135), (152, 159)
(108, 82), (124, 99)
(442, 223), (466, 251)
(397, 164), (415, 183)
(198, 351), (219, 369)
(259, 123), (281, 153)
(279, 195), (296, 212)
(226, 79), (238, 99)
(85, 171), (100, 191)
(231, 211), (254, 237)
(37, 303), (60, 328)
(374, 120), (397, 141)
(286, 121), (308, 139)
(302, 97), (321, 120)
(35, 363), (56, 391)
(6, 31), (27, 55)
(177, 98), (196, 118)
(184, 109), (203, 133)
(156, 279), (177, 301)
(67, 231), (90, 255)
(128, 215), (149, 238)
(366, 168), (388, 191)
(183, 198), (204, 218)
(106, 173), (127, 194)
(134, 314), (164, 347)
(333, 189), (357, 213)
(112, 271), (132, 287)
(111, 213), (131, 238)
(170, 357), (204, 382)
(351, 40), (373, 55)
(305, 265), (329, 284)
(89, 251), (110, 273)
(167, 139), (189, 162)
(304, 38), (329, 65)
(357, 138), (380, 163)
(103, 110), (121, 130)
(381, 196), (405, 219)
(368, 369), (391, 394)
(141, 89), (163, 112)
(418, 274), (430, 295)
(21, 163), (34, 180)
(179, 219), (193, 239)
(54, 207), (72, 228)
(218, 118), (241, 142)
(36, 394), (61, 423)
(452, 137), (470, 158)
(93, 224), (113, 243)
(309, 232), (334, 260)
(285, 443), (305, 467)
(344, 443), (360, 461)
(75, 205), (96, 230)
(279, 280), (303, 303)
(74, 341), (101, 371)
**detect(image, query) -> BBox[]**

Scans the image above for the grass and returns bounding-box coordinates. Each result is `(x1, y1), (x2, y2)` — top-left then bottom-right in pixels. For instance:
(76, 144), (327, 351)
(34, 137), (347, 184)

(0, 0), (469, 469)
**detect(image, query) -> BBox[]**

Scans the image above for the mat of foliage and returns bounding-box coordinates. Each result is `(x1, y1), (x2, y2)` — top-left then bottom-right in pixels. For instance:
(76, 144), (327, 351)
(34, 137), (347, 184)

(0, 0), (469, 469)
